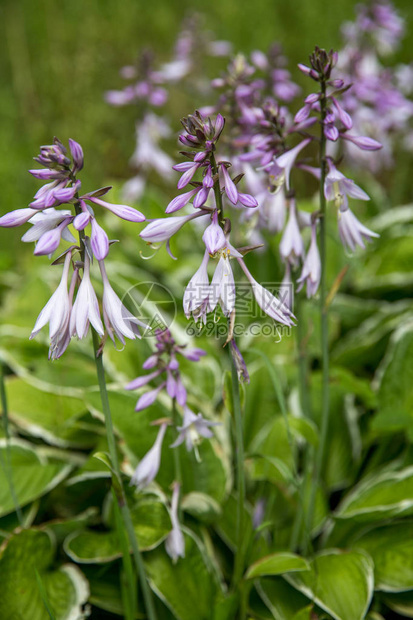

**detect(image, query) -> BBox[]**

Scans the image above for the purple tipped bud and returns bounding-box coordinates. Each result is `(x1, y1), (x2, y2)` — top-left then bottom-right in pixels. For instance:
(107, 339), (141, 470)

(331, 98), (352, 130)
(342, 134), (382, 151)
(166, 187), (200, 214)
(221, 164), (238, 205)
(142, 354), (158, 370)
(194, 151), (207, 163)
(0, 208), (37, 228)
(29, 169), (67, 180)
(87, 197), (145, 222)
(177, 163), (200, 189)
(294, 104), (312, 124)
(324, 125), (339, 141)
(193, 187), (210, 209)
(53, 180), (81, 203)
(202, 166), (214, 189)
(34, 220), (69, 255)
(73, 211), (91, 230)
(69, 139), (84, 172)
(238, 193), (258, 208)
(91, 218), (109, 260)
(213, 113), (225, 140)
(298, 63), (311, 75)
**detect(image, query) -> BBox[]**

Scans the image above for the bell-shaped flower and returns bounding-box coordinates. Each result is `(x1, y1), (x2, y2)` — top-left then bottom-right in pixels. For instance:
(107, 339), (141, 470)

(202, 211), (226, 255)
(49, 267), (78, 360)
(70, 254), (104, 339)
(130, 423), (168, 490)
(165, 483), (185, 564)
(99, 260), (147, 344)
(263, 138), (311, 191)
(22, 209), (75, 244)
(324, 162), (370, 210)
(337, 207), (379, 252)
(238, 259), (295, 326)
(140, 211), (207, 245)
(30, 251), (72, 343)
(209, 246), (240, 317)
(279, 200), (304, 266)
(183, 250), (211, 324)
(297, 223), (321, 298)
(171, 406), (218, 453)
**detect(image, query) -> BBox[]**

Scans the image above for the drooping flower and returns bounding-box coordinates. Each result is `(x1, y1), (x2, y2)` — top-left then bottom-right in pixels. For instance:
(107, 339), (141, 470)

(263, 139), (311, 192)
(337, 207), (379, 251)
(130, 423), (168, 490)
(170, 406), (218, 453)
(297, 222), (321, 298)
(165, 483), (185, 563)
(183, 250), (211, 324)
(70, 253), (104, 339)
(202, 211), (226, 254)
(324, 161), (370, 210)
(279, 200), (304, 266)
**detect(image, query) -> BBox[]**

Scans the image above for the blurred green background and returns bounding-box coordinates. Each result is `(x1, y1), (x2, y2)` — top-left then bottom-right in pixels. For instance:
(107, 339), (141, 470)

(1, 0), (413, 225)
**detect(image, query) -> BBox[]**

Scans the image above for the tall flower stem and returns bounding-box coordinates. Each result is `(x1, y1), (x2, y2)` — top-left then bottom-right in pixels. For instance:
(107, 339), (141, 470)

(306, 77), (329, 544)
(230, 348), (247, 594)
(92, 330), (157, 620)
(73, 200), (156, 620)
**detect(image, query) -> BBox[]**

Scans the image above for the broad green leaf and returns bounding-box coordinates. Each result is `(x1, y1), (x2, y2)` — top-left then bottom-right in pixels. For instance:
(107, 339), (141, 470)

(64, 498), (170, 562)
(383, 591), (413, 618)
(372, 325), (413, 435)
(5, 377), (95, 448)
(286, 549), (374, 620)
(256, 577), (310, 620)
(336, 466), (413, 521)
(245, 552), (310, 579)
(0, 439), (71, 517)
(353, 521), (413, 592)
(0, 528), (89, 620)
(144, 530), (218, 620)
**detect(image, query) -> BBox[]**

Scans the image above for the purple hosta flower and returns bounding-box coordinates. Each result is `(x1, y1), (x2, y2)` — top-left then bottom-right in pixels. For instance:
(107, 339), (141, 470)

(126, 329), (205, 411)
(324, 161), (370, 210)
(337, 207), (379, 252)
(99, 260), (147, 344)
(0, 207), (38, 228)
(209, 245), (242, 317)
(171, 406), (218, 459)
(202, 211), (226, 254)
(165, 483), (185, 564)
(84, 195), (145, 223)
(30, 251), (72, 351)
(70, 253), (104, 339)
(22, 208), (76, 246)
(33, 216), (74, 256)
(130, 113), (174, 179)
(238, 258), (295, 326)
(130, 423), (168, 490)
(263, 139), (311, 192)
(297, 222), (321, 298)
(183, 250), (211, 324)
(229, 340), (250, 384)
(279, 200), (304, 266)
(140, 211), (208, 246)
(90, 218), (109, 260)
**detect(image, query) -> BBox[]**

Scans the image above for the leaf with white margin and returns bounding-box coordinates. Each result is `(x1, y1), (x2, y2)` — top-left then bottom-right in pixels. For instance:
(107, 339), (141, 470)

(335, 466), (413, 521)
(0, 528), (89, 620)
(285, 549), (374, 620)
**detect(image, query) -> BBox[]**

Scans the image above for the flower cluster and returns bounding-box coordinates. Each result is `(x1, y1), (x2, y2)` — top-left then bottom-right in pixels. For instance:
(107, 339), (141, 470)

(140, 111), (294, 331)
(0, 138), (146, 358)
(127, 329), (218, 486)
(337, 0), (413, 171)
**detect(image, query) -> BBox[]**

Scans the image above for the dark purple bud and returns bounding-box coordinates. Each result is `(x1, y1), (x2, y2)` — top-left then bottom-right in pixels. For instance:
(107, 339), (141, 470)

(69, 139), (84, 172)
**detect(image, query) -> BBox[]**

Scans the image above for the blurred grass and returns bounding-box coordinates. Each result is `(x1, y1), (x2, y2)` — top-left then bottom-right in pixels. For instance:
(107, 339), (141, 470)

(1, 0), (413, 271)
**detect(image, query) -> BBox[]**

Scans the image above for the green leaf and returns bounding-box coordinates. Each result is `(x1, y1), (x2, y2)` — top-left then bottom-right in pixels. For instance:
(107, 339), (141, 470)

(181, 492), (222, 523)
(383, 591), (413, 618)
(64, 498), (170, 562)
(353, 521), (413, 592)
(144, 530), (218, 620)
(286, 549), (374, 620)
(0, 439), (71, 517)
(256, 577), (310, 620)
(0, 528), (89, 620)
(5, 377), (94, 448)
(245, 552), (310, 579)
(336, 466), (413, 521)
